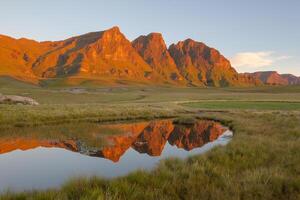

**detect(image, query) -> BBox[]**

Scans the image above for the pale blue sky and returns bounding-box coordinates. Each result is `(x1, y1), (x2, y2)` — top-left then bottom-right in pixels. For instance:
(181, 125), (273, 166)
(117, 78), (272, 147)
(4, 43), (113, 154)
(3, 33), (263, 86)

(0, 0), (299, 75)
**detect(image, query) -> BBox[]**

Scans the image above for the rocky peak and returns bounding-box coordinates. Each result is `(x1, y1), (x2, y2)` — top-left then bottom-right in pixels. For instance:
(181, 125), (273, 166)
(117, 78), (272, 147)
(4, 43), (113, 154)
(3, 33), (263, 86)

(99, 26), (123, 42)
(132, 32), (170, 64)
(169, 39), (231, 68)
(106, 26), (121, 33)
(168, 39), (238, 86)
(144, 32), (166, 48)
(32, 26), (154, 80)
(132, 33), (184, 82)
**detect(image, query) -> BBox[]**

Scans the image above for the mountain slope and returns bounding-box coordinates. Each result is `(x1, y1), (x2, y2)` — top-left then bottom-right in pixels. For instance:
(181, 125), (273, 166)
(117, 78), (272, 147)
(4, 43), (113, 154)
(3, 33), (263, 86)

(0, 34), (55, 82)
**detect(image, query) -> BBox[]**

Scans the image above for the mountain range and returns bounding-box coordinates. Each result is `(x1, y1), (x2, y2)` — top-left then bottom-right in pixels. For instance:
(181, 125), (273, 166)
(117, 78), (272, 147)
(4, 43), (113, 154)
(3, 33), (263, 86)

(0, 26), (298, 87)
(242, 71), (300, 85)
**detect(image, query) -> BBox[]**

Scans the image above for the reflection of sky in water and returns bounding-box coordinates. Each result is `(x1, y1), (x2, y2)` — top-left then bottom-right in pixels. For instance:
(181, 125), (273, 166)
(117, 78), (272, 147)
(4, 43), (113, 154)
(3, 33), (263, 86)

(0, 130), (232, 192)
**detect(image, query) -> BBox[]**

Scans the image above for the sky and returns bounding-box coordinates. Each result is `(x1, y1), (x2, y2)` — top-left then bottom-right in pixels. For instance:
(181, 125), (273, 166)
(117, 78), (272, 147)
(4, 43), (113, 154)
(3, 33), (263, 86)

(0, 0), (299, 75)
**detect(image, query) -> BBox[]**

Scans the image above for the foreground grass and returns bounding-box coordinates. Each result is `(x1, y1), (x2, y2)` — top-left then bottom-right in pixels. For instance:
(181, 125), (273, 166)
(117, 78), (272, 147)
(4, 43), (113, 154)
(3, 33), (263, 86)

(1, 111), (300, 200)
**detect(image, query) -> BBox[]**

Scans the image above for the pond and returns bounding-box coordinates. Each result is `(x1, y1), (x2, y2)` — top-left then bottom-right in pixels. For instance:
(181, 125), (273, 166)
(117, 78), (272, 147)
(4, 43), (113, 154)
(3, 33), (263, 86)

(0, 119), (232, 192)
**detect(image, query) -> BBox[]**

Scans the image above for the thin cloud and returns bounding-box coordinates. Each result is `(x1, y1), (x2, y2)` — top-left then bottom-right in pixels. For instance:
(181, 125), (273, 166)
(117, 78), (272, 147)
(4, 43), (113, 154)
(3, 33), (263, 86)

(230, 51), (290, 68)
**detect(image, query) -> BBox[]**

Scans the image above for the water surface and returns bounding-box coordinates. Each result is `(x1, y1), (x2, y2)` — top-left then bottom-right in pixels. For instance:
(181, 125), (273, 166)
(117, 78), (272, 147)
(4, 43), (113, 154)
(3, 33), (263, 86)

(0, 119), (232, 192)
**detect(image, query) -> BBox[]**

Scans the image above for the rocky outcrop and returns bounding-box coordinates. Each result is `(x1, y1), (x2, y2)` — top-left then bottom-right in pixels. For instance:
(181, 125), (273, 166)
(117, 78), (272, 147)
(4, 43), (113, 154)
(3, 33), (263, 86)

(0, 93), (39, 105)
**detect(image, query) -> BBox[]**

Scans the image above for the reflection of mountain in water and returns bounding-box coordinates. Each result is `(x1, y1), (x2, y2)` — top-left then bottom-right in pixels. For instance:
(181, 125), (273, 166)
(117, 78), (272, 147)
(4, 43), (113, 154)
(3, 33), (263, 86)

(168, 121), (226, 151)
(0, 120), (227, 162)
(132, 120), (174, 156)
(0, 139), (78, 154)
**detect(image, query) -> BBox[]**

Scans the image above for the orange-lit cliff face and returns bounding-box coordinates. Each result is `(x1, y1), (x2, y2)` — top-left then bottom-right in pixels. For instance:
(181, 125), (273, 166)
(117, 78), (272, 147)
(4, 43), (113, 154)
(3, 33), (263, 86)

(0, 120), (227, 162)
(0, 26), (261, 86)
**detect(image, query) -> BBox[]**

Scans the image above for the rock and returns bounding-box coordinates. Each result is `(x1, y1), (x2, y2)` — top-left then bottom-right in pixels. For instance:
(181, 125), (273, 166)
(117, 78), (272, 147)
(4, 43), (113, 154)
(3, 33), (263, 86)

(0, 93), (39, 105)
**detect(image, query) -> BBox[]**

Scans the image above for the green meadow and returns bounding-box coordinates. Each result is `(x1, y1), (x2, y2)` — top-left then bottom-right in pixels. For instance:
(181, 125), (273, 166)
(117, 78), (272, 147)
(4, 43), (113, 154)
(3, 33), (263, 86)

(184, 101), (300, 110)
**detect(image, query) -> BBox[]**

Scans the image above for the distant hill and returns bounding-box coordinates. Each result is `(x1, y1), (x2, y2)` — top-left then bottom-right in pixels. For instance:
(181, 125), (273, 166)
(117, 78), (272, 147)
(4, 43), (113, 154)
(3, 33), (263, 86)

(242, 71), (300, 85)
(281, 74), (300, 85)
(0, 26), (276, 87)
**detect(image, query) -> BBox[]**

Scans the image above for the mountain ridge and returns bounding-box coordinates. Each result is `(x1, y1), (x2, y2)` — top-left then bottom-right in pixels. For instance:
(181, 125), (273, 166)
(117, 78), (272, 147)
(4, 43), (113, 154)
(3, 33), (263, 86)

(0, 26), (296, 87)
(242, 71), (300, 85)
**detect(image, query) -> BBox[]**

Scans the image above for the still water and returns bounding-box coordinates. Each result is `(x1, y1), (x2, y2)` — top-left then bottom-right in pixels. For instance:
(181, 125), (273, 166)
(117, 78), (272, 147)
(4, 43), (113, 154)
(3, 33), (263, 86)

(0, 119), (232, 192)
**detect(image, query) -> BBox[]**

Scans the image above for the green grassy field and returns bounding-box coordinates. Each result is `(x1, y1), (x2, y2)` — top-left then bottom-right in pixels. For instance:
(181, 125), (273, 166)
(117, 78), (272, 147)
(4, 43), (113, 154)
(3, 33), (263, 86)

(184, 101), (300, 110)
(2, 77), (300, 105)
(0, 78), (300, 199)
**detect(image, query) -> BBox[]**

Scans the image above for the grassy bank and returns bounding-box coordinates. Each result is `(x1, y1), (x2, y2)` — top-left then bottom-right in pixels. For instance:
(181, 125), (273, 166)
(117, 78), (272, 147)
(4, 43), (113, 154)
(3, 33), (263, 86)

(1, 110), (300, 200)
(0, 103), (183, 129)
